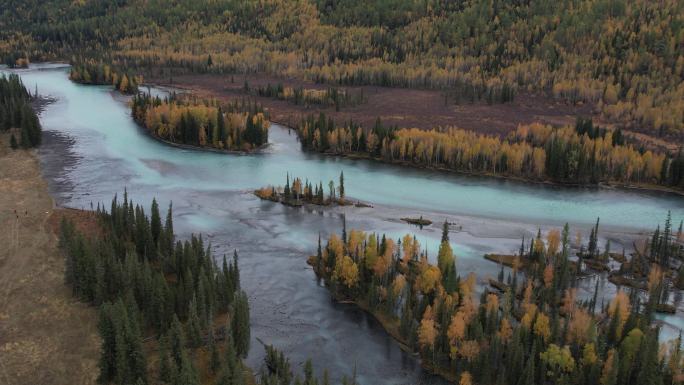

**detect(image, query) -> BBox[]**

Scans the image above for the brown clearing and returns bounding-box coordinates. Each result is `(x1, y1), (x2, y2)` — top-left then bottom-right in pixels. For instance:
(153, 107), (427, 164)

(0, 132), (99, 385)
(151, 73), (595, 137)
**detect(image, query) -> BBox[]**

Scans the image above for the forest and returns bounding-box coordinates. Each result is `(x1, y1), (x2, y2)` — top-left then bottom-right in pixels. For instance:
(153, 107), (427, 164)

(296, 113), (684, 188)
(131, 94), (269, 151)
(69, 60), (142, 94)
(58, 191), (364, 385)
(59, 192), (251, 385)
(309, 217), (684, 385)
(1, 0), (682, 138)
(0, 74), (42, 148)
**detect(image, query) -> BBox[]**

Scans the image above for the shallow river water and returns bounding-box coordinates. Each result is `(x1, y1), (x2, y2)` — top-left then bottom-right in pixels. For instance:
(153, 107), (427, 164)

(7, 64), (684, 384)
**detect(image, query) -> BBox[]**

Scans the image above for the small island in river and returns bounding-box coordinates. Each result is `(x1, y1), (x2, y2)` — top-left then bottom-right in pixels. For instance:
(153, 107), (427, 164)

(254, 171), (371, 208)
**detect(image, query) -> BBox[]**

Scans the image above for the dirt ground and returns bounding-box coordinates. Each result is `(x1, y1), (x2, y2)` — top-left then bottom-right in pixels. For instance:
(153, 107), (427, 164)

(154, 73), (595, 137)
(0, 132), (99, 385)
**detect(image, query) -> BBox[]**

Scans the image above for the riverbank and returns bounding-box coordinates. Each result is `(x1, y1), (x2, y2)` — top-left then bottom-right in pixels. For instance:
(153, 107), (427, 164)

(0, 132), (100, 384)
(135, 121), (272, 156)
(307, 150), (684, 198)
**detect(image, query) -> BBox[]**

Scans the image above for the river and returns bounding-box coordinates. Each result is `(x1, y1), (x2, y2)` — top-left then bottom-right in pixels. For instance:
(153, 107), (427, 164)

(7, 64), (684, 384)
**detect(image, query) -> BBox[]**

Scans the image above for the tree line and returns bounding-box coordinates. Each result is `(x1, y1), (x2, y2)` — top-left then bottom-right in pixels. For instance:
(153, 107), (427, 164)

(59, 191), (251, 385)
(131, 93), (269, 151)
(310, 218), (684, 385)
(69, 60), (142, 94)
(296, 113), (682, 188)
(0, 74), (41, 149)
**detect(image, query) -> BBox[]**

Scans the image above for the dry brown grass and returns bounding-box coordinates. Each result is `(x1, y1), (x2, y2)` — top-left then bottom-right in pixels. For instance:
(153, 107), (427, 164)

(0, 133), (99, 385)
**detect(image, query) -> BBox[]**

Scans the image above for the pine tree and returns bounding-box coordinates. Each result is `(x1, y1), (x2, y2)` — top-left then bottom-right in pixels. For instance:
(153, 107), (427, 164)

(636, 330), (663, 385)
(158, 335), (173, 384)
(186, 295), (203, 348)
(169, 315), (185, 367)
(208, 327), (221, 375)
(441, 220), (449, 243)
(20, 120), (31, 148)
(98, 302), (118, 383)
(124, 300), (147, 385)
(164, 202), (174, 256)
(151, 198), (161, 248)
(232, 290), (250, 358)
(175, 351), (200, 385)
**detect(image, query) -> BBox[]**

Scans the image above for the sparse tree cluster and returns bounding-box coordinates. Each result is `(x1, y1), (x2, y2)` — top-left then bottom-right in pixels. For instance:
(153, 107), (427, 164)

(248, 82), (365, 111)
(254, 171), (346, 206)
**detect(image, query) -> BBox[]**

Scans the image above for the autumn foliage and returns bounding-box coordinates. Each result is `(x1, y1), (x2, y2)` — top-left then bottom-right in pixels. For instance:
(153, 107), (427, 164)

(297, 113), (675, 187)
(131, 94), (269, 151)
(309, 220), (682, 384)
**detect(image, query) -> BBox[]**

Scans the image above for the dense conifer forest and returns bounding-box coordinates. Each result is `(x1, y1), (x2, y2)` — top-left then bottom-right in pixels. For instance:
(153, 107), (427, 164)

(57, 191), (367, 385)
(0, 74), (42, 148)
(309, 218), (684, 385)
(59, 192), (251, 385)
(1, 0), (682, 137)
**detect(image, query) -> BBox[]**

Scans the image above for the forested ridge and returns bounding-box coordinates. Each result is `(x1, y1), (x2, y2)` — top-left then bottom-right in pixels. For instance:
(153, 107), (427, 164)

(296, 114), (684, 188)
(1, 0), (683, 137)
(309, 218), (684, 385)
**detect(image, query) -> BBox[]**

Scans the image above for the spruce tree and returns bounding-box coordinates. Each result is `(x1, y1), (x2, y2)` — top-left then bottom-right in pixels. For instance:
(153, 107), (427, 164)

(151, 198), (161, 248)
(169, 315), (185, 367)
(164, 202), (174, 256)
(186, 295), (203, 348)
(232, 290), (250, 358)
